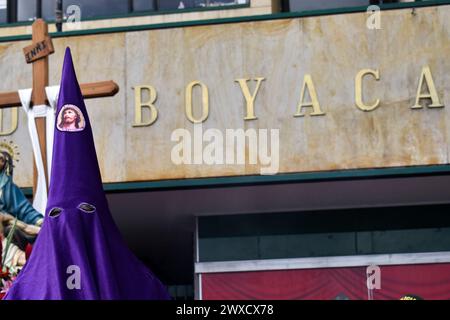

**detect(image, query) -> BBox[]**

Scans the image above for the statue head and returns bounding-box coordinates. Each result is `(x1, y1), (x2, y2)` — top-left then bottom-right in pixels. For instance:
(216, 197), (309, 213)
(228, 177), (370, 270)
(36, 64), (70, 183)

(0, 141), (19, 177)
(0, 151), (13, 176)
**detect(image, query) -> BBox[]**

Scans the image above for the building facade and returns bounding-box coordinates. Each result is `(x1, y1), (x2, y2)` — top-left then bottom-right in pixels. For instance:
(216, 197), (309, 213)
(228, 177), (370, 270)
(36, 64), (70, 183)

(0, 0), (449, 299)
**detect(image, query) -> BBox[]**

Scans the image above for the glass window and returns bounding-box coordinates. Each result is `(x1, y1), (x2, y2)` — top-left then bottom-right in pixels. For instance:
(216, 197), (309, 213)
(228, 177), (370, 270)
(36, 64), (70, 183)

(12, 0), (250, 23)
(17, 0), (37, 21)
(0, 0), (6, 23)
(287, 0), (433, 12)
(157, 0), (247, 10)
(42, 0), (56, 21)
(133, 0), (157, 12)
(204, 0), (246, 7)
(157, 0), (196, 10)
(63, 0), (129, 19)
(198, 205), (450, 261)
(288, 0), (371, 12)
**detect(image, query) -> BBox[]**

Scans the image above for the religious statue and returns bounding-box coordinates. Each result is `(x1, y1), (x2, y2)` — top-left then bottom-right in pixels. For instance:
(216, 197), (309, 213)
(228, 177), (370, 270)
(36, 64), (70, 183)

(0, 143), (44, 227)
(0, 215), (26, 270)
(0, 142), (43, 275)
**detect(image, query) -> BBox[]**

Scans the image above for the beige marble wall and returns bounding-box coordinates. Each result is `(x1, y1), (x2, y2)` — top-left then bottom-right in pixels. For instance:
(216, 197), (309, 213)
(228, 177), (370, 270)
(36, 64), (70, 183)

(0, 41), (35, 187)
(0, 5), (448, 187)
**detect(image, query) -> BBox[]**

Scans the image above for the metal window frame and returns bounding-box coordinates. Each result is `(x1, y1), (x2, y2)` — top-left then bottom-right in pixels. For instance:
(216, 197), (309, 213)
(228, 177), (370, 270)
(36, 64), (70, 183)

(195, 251), (450, 273)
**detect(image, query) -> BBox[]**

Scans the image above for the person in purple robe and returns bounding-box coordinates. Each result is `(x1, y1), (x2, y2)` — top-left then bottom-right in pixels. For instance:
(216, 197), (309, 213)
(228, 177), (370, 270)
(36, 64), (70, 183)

(3, 48), (171, 300)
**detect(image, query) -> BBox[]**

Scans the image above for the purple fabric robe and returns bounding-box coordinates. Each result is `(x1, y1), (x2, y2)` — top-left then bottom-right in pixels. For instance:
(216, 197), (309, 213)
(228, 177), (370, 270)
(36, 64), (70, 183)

(4, 48), (171, 300)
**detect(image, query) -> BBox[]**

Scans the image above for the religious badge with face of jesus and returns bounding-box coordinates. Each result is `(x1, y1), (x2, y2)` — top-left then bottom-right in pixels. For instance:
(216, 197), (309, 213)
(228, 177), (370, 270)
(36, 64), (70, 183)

(57, 104), (85, 132)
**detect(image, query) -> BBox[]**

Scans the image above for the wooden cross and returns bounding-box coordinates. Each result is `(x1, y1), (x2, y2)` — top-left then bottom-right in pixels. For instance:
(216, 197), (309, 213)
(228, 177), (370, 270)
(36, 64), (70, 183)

(0, 19), (119, 197)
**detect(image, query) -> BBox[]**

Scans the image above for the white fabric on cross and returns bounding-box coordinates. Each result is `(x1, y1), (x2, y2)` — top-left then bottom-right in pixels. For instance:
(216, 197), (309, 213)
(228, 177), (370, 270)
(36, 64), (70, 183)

(45, 85), (60, 180)
(18, 86), (59, 215)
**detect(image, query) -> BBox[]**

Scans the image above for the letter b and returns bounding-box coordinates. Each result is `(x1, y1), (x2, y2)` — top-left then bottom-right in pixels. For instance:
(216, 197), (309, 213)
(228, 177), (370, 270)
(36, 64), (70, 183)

(133, 85), (158, 127)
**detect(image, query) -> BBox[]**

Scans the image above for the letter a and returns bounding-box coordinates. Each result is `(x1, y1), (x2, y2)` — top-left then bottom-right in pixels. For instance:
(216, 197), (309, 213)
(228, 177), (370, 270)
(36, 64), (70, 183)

(66, 265), (81, 290)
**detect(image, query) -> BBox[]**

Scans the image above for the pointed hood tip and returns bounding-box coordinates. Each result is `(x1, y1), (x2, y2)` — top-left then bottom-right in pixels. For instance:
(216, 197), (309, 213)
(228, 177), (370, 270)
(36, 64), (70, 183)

(62, 47), (74, 72)
(58, 46), (82, 110)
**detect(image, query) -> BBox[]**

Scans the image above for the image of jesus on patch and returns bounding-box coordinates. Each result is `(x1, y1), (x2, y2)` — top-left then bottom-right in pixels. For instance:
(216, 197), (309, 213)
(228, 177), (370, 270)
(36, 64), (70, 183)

(57, 104), (85, 132)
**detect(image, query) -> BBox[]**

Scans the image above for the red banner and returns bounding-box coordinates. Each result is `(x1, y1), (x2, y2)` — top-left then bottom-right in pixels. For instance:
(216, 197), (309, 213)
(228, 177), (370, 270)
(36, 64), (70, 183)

(201, 263), (450, 300)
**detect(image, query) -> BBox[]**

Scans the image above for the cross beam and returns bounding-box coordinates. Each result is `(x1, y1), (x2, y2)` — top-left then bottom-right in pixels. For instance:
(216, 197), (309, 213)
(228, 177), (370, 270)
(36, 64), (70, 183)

(0, 81), (119, 108)
(0, 19), (119, 199)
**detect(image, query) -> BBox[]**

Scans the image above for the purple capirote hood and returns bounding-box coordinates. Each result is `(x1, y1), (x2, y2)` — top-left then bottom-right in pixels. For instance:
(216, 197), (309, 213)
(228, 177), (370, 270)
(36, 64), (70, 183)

(4, 48), (171, 300)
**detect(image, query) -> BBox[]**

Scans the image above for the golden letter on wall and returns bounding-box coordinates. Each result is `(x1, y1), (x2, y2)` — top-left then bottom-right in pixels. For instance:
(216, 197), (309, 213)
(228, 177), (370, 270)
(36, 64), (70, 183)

(186, 81), (209, 124)
(235, 77), (265, 120)
(132, 85), (158, 127)
(0, 107), (18, 136)
(355, 69), (380, 111)
(294, 74), (325, 117)
(411, 66), (444, 109)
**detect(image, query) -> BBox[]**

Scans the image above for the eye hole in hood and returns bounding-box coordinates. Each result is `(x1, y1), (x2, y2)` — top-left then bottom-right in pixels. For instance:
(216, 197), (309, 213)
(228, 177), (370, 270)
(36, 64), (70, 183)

(78, 202), (96, 213)
(48, 207), (63, 218)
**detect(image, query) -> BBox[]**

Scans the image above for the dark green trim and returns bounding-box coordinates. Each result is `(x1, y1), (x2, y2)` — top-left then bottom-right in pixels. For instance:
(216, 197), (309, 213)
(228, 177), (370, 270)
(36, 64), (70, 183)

(0, 34), (32, 42)
(105, 164), (450, 193)
(101, 164), (450, 193)
(0, 20), (33, 29)
(0, 1), (449, 42)
(20, 164), (450, 196)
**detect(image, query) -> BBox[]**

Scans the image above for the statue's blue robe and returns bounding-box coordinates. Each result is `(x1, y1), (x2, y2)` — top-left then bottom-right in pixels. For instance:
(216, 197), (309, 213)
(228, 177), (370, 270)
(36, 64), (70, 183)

(0, 172), (43, 225)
